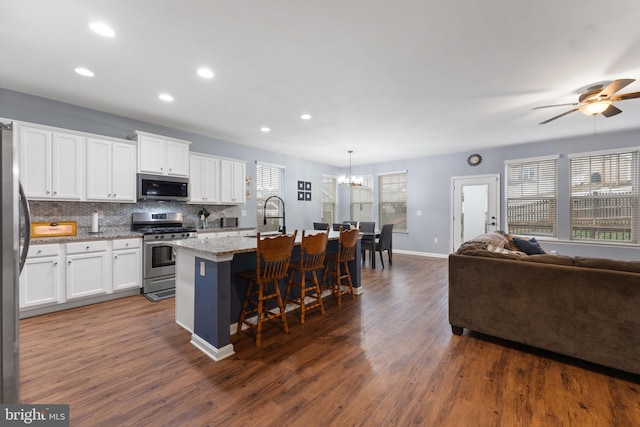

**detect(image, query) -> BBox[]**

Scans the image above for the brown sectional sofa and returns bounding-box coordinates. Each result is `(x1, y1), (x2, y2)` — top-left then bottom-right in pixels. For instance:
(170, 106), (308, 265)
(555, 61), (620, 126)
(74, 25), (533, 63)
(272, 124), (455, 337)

(449, 239), (640, 376)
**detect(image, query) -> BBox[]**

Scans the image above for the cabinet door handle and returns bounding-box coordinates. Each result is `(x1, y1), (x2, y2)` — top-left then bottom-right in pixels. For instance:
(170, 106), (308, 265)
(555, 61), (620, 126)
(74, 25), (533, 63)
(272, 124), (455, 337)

(67, 260), (72, 264)
(46, 190), (50, 194)
(53, 262), (58, 266)
(114, 255), (118, 260)
(86, 246), (90, 250)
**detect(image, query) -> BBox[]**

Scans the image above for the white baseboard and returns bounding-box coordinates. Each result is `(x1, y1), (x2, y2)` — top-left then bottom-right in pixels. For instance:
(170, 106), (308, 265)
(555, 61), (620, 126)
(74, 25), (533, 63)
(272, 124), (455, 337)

(393, 249), (449, 259)
(190, 334), (235, 362)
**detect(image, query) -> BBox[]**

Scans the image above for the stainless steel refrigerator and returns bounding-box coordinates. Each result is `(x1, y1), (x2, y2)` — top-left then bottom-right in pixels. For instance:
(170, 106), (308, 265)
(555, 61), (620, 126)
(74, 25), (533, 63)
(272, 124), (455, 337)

(1, 121), (31, 403)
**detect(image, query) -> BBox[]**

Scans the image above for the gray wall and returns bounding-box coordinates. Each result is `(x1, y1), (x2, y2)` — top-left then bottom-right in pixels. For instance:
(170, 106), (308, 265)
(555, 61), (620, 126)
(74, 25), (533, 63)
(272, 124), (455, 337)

(2, 88), (640, 260)
(351, 129), (640, 260)
(0, 88), (341, 233)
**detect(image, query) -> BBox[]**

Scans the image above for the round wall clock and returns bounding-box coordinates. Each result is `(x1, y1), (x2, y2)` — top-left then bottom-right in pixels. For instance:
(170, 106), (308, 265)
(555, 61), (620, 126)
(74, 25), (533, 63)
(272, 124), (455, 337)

(467, 153), (482, 166)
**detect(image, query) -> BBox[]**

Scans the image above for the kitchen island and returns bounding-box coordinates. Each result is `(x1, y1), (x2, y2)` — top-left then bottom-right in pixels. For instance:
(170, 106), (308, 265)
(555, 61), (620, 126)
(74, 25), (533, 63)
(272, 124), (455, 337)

(171, 230), (362, 361)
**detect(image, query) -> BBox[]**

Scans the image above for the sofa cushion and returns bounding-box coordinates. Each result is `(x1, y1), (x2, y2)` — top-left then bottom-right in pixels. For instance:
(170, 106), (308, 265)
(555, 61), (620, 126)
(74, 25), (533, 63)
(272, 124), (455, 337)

(519, 254), (574, 266)
(512, 237), (546, 255)
(573, 257), (640, 274)
(504, 234), (520, 251)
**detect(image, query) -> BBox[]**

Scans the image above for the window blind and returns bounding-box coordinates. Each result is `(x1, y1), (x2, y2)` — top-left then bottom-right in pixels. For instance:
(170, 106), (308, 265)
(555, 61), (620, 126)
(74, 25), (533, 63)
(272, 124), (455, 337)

(378, 172), (407, 233)
(321, 176), (336, 223)
(256, 162), (284, 231)
(570, 151), (638, 242)
(505, 157), (557, 237)
(350, 176), (374, 223)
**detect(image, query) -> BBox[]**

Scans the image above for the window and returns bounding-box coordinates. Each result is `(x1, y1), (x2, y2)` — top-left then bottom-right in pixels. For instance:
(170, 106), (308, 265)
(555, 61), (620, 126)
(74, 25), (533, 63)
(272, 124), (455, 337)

(569, 150), (638, 242)
(256, 162), (285, 232)
(378, 171), (407, 233)
(350, 176), (374, 223)
(505, 156), (558, 237)
(321, 176), (336, 224)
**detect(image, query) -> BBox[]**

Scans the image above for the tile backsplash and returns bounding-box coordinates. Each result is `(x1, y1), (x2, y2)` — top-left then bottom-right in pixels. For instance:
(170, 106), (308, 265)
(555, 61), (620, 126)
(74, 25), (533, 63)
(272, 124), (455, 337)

(27, 201), (240, 233)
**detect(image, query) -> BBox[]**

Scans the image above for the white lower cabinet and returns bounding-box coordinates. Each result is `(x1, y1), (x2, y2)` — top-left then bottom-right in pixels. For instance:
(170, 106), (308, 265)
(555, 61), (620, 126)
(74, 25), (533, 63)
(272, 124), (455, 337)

(112, 238), (141, 291)
(21, 238), (143, 315)
(66, 241), (110, 300)
(20, 244), (63, 309)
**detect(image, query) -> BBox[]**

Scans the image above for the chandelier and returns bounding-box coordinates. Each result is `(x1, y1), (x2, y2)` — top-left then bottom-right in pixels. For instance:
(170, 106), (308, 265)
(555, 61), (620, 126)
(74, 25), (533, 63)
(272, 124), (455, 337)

(338, 150), (363, 186)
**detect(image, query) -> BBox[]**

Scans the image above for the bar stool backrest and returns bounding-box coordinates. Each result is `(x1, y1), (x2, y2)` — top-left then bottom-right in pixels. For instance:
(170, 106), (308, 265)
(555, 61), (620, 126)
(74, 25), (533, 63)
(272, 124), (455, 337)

(337, 228), (359, 262)
(256, 231), (298, 281)
(300, 228), (329, 270)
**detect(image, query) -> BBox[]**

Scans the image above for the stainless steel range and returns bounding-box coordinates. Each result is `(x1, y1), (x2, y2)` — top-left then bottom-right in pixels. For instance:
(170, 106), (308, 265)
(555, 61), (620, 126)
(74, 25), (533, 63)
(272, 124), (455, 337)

(132, 212), (196, 296)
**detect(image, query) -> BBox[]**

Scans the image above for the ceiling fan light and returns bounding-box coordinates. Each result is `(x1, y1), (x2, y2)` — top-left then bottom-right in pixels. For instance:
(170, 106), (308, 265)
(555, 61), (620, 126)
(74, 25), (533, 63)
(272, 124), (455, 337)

(580, 101), (611, 116)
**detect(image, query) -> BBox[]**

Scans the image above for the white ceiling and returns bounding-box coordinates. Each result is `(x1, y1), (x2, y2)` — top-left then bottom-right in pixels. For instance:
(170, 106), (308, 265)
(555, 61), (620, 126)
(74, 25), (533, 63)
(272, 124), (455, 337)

(3, 1), (640, 167)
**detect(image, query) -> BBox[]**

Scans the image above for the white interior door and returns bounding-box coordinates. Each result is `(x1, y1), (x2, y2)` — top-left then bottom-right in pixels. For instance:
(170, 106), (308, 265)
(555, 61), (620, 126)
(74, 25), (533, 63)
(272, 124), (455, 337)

(451, 174), (500, 252)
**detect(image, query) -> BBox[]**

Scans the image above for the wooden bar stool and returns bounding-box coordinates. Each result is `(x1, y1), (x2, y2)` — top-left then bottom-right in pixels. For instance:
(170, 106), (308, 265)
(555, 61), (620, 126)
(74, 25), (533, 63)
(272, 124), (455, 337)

(237, 231), (297, 346)
(285, 228), (329, 324)
(321, 227), (359, 306)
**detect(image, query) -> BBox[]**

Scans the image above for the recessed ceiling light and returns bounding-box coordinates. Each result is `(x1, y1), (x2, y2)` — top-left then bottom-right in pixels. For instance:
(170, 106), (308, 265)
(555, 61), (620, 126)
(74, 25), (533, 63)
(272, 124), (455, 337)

(158, 93), (174, 102)
(74, 67), (95, 77)
(260, 127), (271, 133)
(197, 68), (214, 79)
(89, 22), (115, 37)
(300, 113), (312, 120)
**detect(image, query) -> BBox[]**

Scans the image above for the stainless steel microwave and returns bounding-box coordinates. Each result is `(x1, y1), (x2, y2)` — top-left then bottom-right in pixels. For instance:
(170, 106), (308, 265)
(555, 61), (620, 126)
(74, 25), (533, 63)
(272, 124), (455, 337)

(137, 173), (189, 202)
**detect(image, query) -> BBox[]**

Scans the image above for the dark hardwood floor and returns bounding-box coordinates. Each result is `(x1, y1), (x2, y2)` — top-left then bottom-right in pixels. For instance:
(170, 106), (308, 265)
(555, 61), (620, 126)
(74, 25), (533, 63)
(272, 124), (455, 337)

(20, 254), (640, 426)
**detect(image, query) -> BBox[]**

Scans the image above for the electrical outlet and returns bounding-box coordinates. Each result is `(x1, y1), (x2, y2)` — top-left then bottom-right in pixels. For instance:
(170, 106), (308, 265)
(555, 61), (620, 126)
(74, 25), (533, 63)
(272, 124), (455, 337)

(434, 237), (438, 243)
(416, 210), (422, 216)
(200, 261), (206, 277)
(241, 210), (247, 217)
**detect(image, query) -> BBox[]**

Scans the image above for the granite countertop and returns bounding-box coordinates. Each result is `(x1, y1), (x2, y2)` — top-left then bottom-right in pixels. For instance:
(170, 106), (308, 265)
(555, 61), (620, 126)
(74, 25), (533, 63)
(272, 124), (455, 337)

(29, 230), (143, 244)
(172, 230), (343, 257)
(28, 226), (256, 244)
(196, 227), (255, 233)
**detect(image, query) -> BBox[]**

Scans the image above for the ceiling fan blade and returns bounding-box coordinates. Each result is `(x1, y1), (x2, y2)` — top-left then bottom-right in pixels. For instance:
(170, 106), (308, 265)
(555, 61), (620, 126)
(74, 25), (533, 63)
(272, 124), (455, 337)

(538, 108), (580, 124)
(532, 102), (579, 110)
(602, 104), (622, 117)
(599, 79), (635, 98)
(610, 91), (640, 101)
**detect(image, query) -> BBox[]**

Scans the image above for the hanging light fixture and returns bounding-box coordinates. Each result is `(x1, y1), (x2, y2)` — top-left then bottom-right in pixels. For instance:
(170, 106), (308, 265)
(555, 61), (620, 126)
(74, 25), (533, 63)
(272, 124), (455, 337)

(339, 150), (363, 186)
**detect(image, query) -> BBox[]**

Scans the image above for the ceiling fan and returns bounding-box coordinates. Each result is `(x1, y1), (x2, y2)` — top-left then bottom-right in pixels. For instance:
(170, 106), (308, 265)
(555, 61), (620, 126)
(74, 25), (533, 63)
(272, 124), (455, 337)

(533, 78), (640, 124)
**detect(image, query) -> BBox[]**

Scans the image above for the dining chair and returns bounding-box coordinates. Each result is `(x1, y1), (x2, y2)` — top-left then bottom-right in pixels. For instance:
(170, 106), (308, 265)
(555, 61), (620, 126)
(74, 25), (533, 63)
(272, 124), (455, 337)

(313, 222), (329, 230)
(375, 224), (394, 268)
(285, 228), (329, 324)
(321, 227), (359, 306)
(237, 230), (297, 346)
(358, 221), (376, 267)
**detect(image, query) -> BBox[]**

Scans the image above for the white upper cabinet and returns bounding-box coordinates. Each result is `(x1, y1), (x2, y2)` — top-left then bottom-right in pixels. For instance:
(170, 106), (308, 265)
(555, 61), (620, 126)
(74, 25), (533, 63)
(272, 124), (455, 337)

(86, 137), (137, 202)
(19, 125), (84, 200)
(220, 159), (246, 204)
(189, 154), (220, 203)
(131, 131), (190, 177)
(190, 152), (246, 205)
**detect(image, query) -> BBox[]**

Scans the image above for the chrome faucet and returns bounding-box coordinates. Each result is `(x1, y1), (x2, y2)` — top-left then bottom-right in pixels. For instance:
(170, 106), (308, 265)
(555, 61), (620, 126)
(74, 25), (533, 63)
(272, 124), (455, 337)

(263, 195), (286, 234)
